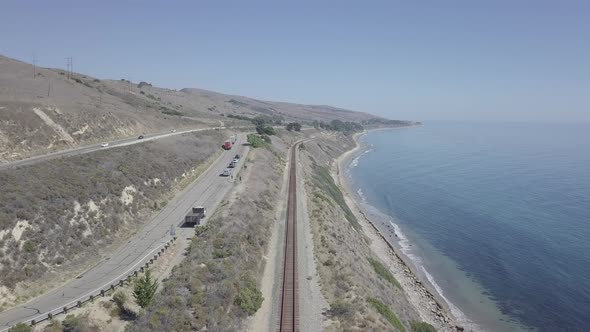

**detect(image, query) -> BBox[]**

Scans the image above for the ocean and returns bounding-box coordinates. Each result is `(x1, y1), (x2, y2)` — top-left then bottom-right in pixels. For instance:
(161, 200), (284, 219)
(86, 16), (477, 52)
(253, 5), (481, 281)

(346, 122), (590, 332)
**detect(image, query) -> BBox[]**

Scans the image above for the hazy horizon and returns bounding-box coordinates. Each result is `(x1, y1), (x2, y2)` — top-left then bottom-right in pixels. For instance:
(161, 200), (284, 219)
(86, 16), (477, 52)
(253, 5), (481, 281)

(2, 0), (589, 122)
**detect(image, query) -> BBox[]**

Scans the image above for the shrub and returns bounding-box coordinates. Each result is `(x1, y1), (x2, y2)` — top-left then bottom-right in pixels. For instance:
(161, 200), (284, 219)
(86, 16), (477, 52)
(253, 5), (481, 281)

(22, 241), (36, 253)
(329, 301), (353, 317)
(8, 323), (31, 332)
(367, 297), (405, 332)
(133, 269), (158, 308)
(411, 321), (437, 332)
(113, 290), (127, 308)
(368, 257), (401, 289)
(247, 134), (265, 148)
(234, 276), (263, 315)
(62, 313), (99, 332)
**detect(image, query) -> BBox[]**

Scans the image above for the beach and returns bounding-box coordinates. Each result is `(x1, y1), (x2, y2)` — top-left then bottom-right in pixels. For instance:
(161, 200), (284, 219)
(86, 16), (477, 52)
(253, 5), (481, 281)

(334, 128), (477, 332)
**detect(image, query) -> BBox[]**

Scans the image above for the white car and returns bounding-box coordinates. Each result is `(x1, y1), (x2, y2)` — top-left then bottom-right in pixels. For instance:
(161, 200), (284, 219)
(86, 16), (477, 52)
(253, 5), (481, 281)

(171, 129), (177, 133)
(100, 143), (109, 148)
(222, 169), (232, 177)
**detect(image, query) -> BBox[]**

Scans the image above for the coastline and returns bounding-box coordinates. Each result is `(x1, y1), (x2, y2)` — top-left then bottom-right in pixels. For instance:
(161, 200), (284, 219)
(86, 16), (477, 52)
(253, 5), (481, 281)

(334, 127), (476, 332)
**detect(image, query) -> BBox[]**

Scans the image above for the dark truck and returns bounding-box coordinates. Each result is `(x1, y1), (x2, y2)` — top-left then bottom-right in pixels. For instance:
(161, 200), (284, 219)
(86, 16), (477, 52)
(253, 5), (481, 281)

(184, 206), (206, 227)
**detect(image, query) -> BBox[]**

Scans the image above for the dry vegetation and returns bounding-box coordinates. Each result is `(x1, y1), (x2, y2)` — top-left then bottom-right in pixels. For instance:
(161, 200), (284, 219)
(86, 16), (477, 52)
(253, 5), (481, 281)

(1, 54), (385, 163)
(299, 133), (434, 331)
(126, 137), (286, 331)
(0, 130), (225, 308)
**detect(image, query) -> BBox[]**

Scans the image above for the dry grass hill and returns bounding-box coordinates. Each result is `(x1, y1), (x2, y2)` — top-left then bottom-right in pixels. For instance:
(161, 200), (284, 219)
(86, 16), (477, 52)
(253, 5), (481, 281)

(0, 54), (383, 162)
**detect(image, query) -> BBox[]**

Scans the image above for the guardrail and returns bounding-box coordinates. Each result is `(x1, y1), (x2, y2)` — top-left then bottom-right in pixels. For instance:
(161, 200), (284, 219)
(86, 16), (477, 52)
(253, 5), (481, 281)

(1, 236), (179, 332)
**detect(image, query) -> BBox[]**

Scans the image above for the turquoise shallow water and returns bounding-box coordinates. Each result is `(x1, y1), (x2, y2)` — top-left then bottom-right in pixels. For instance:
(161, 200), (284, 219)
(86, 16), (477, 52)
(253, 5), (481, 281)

(348, 123), (590, 332)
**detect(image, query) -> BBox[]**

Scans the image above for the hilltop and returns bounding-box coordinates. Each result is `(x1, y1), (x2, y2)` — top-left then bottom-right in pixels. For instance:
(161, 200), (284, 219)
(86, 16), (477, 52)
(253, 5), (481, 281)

(0, 55), (386, 162)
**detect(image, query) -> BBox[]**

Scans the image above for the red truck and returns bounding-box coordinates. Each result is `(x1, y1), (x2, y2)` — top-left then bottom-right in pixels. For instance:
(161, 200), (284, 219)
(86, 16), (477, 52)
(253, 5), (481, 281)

(224, 140), (232, 150)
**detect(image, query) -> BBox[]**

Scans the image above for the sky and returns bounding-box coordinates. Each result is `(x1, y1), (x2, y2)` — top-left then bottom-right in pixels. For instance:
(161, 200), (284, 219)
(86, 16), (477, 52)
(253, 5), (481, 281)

(1, 0), (589, 122)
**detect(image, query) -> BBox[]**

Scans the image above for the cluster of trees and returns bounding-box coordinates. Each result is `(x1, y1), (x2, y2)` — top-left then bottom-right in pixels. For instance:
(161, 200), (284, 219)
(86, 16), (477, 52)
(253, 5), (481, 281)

(286, 122), (302, 131)
(225, 114), (284, 127)
(361, 118), (419, 127)
(312, 119), (363, 133)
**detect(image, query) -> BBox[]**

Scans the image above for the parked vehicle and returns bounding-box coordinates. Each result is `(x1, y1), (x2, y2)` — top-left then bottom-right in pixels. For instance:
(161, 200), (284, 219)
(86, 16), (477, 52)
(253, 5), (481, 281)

(234, 154), (240, 159)
(232, 158), (239, 164)
(222, 168), (232, 176)
(171, 129), (177, 133)
(184, 206), (206, 226)
(223, 140), (232, 150)
(228, 161), (236, 168)
(100, 143), (109, 148)
(138, 135), (145, 139)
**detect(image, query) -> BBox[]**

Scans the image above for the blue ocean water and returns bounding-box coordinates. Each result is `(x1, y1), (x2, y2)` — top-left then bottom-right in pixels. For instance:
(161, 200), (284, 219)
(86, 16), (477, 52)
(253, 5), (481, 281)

(348, 123), (590, 332)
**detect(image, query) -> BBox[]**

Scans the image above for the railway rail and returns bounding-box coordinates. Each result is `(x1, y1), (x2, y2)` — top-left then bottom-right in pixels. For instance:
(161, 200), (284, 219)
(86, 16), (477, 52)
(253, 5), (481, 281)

(279, 142), (300, 331)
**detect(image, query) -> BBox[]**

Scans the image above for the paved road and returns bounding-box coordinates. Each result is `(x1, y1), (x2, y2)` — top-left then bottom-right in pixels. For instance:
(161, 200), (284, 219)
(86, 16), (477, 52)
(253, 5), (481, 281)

(0, 126), (227, 171)
(0, 134), (249, 330)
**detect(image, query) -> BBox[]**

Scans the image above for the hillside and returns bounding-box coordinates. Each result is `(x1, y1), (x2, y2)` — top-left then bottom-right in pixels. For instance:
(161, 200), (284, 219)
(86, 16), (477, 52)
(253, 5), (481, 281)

(0, 55), (385, 163)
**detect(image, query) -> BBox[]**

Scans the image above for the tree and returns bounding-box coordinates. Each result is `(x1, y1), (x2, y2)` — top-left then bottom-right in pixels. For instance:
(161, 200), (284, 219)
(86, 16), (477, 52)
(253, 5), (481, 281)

(255, 125), (275, 136)
(133, 269), (158, 308)
(286, 122), (302, 132)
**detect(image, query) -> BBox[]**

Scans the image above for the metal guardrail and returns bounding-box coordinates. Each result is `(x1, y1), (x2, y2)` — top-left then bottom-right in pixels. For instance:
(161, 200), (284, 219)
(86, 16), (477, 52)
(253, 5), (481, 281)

(0, 236), (178, 331)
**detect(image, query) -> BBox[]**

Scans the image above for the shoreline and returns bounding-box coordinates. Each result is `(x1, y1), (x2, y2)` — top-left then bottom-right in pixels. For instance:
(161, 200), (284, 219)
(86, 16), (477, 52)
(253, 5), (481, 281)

(335, 127), (476, 332)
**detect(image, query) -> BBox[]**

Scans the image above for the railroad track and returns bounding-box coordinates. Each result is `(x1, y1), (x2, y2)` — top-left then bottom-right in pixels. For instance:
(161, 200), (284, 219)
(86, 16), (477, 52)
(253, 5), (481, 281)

(279, 142), (300, 332)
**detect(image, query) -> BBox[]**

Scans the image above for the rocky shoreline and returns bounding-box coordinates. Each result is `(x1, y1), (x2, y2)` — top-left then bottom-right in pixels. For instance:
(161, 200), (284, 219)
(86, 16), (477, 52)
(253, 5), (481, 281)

(334, 128), (475, 332)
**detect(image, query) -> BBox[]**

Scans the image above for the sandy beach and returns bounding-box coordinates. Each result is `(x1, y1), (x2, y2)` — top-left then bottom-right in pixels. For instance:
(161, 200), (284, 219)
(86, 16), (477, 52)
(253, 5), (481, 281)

(334, 128), (478, 332)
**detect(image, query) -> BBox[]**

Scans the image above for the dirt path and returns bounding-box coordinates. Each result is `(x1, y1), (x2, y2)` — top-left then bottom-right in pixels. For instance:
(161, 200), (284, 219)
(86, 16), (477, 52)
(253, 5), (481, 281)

(248, 154), (289, 331)
(295, 144), (329, 331)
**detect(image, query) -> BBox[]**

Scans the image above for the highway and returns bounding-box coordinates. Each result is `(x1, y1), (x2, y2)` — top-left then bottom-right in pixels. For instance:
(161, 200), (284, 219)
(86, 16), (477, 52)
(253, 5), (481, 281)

(0, 134), (249, 330)
(0, 126), (226, 171)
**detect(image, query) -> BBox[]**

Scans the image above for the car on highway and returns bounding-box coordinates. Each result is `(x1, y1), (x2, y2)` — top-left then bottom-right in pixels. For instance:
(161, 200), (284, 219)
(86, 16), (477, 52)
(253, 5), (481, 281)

(171, 129), (177, 133)
(138, 135), (144, 139)
(221, 168), (232, 177)
(100, 143), (109, 148)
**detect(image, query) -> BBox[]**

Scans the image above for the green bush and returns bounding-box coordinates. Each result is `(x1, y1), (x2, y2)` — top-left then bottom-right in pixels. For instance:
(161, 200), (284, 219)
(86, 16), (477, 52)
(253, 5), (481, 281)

(234, 276), (263, 315)
(247, 134), (265, 148)
(367, 297), (405, 332)
(368, 257), (401, 289)
(411, 321), (437, 332)
(8, 323), (31, 332)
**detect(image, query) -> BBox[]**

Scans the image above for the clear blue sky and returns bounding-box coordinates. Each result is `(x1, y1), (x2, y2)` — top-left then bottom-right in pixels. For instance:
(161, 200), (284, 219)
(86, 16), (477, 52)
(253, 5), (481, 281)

(2, 0), (589, 122)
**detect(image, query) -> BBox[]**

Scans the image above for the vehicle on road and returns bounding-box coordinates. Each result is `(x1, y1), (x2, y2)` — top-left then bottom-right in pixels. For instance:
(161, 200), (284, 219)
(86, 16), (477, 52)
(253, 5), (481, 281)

(138, 135), (145, 139)
(100, 143), (109, 147)
(228, 161), (236, 168)
(171, 129), (177, 133)
(234, 154), (240, 159)
(221, 168), (232, 176)
(184, 206), (206, 227)
(232, 158), (239, 164)
(223, 140), (232, 150)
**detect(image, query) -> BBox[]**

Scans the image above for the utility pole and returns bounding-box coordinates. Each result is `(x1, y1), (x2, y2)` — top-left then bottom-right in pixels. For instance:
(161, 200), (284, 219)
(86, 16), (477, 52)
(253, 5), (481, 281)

(47, 80), (51, 97)
(32, 53), (36, 79)
(65, 57), (73, 79)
